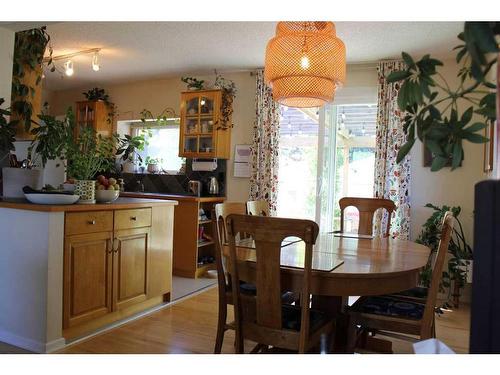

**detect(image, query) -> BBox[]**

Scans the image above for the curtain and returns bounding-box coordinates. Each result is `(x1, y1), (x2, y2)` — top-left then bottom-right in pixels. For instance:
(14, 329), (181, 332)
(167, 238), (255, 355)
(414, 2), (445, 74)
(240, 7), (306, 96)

(249, 70), (281, 215)
(373, 60), (411, 239)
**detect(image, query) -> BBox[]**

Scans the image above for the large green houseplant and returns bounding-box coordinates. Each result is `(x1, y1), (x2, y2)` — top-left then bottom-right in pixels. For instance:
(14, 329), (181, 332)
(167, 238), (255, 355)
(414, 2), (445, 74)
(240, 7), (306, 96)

(388, 22), (499, 171)
(416, 203), (472, 307)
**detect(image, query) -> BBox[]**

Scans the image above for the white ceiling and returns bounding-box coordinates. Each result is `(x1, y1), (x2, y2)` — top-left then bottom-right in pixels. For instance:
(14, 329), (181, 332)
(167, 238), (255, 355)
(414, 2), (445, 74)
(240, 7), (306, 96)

(2, 21), (464, 92)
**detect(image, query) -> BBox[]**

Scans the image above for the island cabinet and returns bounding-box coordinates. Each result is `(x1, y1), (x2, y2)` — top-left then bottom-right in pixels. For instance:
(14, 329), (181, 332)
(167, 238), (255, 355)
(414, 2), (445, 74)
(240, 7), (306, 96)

(0, 198), (176, 353)
(62, 205), (173, 339)
(179, 89), (232, 159)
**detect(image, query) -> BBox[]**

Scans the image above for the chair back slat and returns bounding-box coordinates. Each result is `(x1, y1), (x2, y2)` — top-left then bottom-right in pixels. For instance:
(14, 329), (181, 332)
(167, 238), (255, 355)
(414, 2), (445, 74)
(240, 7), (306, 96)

(214, 202), (247, 243)
(421, 211), (455, 337)
(246, 200), (270, 217)
(226, 214), (319, 350)
(339, 197), (396, 236)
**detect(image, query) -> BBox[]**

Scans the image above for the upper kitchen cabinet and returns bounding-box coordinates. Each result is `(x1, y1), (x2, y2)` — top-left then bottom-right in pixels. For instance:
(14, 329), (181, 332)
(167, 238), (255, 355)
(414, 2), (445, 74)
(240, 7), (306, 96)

(179, 89), (231, 159)
(75, 100), (112, 139)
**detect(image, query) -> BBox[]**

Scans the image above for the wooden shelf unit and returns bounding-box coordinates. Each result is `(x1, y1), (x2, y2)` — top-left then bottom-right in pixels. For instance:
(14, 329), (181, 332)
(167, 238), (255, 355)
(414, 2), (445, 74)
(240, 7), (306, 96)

(75, 100), (112, 139)
(173, 197), (225, 278)
(179, 89), (231, 159)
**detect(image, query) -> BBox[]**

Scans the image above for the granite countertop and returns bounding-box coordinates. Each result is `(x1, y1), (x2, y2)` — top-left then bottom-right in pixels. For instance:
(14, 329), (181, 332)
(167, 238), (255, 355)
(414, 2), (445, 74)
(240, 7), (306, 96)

(0, 197), (178, 212)
(120, 191), (226, 203)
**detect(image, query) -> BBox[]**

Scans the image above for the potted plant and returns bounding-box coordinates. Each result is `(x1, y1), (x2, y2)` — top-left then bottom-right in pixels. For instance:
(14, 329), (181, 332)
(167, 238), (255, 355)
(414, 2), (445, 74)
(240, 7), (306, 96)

(115, 132), (149, 173)
(181, 76), (205, 91)
(145, 156), (162, 174)
(416, 203), (472, 307)
(82, 87), (117, 125)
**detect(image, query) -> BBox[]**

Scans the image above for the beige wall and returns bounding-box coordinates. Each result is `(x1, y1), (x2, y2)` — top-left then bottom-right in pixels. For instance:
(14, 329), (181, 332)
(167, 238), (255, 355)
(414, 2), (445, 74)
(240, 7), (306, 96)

(50, 72), (256, 201)
(0, 26), (14, 105)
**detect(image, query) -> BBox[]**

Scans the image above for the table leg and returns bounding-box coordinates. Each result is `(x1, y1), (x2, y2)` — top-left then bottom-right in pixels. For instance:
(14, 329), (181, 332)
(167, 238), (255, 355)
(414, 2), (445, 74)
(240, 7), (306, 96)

(311, 295), (349, 353)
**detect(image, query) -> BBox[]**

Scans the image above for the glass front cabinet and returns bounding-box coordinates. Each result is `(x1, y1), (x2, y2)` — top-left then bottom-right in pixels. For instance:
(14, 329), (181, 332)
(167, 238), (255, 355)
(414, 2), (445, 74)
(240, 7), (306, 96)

(179, 90), (231, 159)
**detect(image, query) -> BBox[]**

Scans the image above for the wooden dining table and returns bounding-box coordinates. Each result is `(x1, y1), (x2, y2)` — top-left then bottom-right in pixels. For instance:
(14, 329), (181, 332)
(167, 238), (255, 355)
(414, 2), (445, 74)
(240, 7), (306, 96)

(223, 232), (431, 352)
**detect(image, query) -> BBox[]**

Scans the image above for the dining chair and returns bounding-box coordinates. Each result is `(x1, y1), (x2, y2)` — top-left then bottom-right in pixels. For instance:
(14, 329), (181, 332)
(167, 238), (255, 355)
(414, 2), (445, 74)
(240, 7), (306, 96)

(338, 197), (396, 237)
(212, 203), (296, 353)
(346, 212), (454, 352)
(246, 200), (270, 216)
(226, 214), (334, 353)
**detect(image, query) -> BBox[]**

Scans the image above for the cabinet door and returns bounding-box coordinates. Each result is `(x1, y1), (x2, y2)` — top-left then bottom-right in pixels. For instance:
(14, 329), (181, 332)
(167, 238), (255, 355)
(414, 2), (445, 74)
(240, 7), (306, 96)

(113, 227), (151, 311)
(63, 231), (113, 329)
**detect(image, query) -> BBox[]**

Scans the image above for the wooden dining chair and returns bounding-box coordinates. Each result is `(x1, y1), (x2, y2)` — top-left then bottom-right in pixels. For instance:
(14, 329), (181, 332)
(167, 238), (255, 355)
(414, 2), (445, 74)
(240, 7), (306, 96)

(226, 214), (334, 353)
(246, 200), (270, 217)
(346, 212), (455, 352)
(338, 197), (396, 237)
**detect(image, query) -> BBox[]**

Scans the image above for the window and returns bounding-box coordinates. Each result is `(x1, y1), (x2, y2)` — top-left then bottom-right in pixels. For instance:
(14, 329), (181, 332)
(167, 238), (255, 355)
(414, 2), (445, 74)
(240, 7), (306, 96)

(277, 104), (377, 232)
(123, 119), (184, 173)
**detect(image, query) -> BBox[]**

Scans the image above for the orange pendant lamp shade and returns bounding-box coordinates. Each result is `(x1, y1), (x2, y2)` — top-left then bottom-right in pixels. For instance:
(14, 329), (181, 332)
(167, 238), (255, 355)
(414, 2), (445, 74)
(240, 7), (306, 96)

(264, 22), (346, 108)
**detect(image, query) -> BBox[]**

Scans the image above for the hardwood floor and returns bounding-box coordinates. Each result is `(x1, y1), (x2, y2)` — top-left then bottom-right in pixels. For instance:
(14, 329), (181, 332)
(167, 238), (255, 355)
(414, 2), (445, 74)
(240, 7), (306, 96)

(56, 286), (470, 354)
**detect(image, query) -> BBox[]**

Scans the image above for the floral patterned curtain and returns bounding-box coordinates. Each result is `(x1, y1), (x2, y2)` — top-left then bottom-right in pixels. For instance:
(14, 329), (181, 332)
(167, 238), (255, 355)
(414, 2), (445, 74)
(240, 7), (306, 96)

(249, 70), (281, 215)
(373, 60), (411, 239)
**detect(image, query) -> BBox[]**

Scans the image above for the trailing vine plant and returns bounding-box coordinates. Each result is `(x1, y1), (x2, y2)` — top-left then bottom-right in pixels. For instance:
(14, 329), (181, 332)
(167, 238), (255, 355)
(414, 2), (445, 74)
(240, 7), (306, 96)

(213, 71), (237, 130)
(388, 22), (499, 171)
(11, 26), (56, 132)
(0, 98), (16, 156)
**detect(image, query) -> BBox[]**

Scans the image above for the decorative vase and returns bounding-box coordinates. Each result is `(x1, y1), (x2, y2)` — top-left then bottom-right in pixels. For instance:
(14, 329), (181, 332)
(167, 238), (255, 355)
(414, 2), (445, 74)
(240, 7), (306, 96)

(75, 180), (96, 204)
(122, 160), (136, 174)
(147, 163), (159, 174)
(1, 167), (43, 198)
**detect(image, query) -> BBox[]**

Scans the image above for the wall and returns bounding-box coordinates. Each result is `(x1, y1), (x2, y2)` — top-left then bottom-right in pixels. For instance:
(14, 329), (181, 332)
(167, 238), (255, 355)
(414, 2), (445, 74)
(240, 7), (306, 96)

(50, 71), (256, 202)
(0, 26), (14, 104)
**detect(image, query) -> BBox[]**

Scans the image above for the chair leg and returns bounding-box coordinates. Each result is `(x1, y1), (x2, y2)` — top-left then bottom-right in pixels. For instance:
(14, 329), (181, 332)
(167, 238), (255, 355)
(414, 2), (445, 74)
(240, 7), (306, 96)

(346, 316), (358, 353)
(214, 303), (228, 354)
(432, 315), (436, 338)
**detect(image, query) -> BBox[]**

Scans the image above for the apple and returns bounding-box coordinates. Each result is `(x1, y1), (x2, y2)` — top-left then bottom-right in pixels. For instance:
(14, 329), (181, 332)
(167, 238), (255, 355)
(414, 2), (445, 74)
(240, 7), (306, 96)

(108, 178), (117, 186)
(97, 185), (106, 190)
(97, 175), (106, 183)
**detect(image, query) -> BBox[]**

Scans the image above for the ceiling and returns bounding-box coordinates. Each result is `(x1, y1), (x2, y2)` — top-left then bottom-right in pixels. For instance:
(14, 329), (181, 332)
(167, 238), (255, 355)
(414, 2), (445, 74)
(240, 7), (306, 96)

(2, 21), (464, 92)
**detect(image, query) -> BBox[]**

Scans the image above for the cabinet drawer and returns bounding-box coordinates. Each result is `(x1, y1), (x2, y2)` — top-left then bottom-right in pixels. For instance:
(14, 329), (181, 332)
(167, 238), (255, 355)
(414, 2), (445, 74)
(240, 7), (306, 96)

(65, 211), (113, 236)
(114, 208), (152, 230)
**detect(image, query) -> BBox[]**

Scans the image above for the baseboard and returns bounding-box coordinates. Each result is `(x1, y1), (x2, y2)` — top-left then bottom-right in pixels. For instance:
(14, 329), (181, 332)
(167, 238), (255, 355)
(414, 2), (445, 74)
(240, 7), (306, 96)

(46, 337), (66, 353)
(0, 328), (46, 353)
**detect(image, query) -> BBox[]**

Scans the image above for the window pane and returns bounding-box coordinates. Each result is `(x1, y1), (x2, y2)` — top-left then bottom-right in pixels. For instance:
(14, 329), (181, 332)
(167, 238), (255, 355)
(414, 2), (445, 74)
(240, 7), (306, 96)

(135, 126), (183, 172)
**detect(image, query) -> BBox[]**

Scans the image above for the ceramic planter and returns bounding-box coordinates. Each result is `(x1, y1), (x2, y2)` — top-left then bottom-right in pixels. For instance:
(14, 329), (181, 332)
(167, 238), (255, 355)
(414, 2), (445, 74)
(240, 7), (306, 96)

(2, 167), (43, 198)
(147, 163), (159, 174)
(122, 160), (136, 174)
(75, 180), (96, 204)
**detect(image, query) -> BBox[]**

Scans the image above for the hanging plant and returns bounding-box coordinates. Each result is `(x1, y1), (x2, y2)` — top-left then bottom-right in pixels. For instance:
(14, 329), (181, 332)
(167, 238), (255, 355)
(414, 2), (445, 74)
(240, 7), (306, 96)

(82, 87), (117, 124)
(388, 22), (499, 171)
(11, 26), (56, 131)
(213, 71), (236, 130)
(0, 98), (16, 154)
(140, 107), (178, 126)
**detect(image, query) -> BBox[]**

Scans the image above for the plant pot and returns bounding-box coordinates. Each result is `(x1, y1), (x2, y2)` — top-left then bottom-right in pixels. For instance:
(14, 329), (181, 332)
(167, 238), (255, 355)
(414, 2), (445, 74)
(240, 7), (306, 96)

(75, 180), (96, 204)
(1, 167), (43, 198)
(147, 163), (159, 174)
(122, 160), (136, 174)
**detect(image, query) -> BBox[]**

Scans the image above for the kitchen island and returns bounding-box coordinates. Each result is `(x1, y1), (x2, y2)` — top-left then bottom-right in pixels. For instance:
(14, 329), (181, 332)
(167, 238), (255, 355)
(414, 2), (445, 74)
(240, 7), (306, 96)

(0, 197), (177, 353)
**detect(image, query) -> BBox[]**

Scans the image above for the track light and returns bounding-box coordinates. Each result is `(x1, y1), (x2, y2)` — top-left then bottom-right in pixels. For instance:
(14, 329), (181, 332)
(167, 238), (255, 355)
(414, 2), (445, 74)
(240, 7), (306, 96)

(92, 52), (100, 72)
(64, 60), (74, 76)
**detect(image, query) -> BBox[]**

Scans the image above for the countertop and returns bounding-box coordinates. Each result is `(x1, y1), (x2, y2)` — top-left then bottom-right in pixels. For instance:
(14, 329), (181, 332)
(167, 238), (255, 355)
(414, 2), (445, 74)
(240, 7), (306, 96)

(120, 191), (226, 203)
(0, 197), (178, 212)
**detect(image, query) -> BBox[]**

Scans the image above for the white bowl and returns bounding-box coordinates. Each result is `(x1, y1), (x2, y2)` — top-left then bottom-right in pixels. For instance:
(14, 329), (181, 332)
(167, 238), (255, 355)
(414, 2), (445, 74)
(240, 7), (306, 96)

(95, 189), (120, 203)
(24, 193), (80, 205)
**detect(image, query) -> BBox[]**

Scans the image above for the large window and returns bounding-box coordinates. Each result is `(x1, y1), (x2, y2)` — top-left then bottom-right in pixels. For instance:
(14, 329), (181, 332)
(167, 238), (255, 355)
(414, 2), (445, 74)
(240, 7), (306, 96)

(277, 104), (377, 232)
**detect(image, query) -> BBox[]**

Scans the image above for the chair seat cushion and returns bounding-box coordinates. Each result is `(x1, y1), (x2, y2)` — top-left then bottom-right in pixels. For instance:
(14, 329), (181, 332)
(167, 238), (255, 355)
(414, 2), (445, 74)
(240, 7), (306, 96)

(228, 283), (299, 303)
(389, 287), (428, 300)
(351, 296), (425, 320)
(281, 304), (328, 332)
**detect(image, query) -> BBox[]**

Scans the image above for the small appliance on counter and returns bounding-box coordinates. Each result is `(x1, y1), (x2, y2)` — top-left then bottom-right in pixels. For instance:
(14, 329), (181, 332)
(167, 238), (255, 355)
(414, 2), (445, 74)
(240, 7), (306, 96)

(188, 180), (201, 196)
(208, 176), (219, 195)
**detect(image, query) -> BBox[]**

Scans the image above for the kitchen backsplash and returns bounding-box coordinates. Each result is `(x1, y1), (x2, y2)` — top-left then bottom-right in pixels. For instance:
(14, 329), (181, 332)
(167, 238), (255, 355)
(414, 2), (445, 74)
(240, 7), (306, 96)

(120, 159), (226, 196)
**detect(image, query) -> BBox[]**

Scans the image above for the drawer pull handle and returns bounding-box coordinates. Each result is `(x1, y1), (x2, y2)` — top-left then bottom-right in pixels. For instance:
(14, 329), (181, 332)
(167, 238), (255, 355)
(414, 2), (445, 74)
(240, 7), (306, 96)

(130, 216), (137, 221)
(88, 220), (96, 225)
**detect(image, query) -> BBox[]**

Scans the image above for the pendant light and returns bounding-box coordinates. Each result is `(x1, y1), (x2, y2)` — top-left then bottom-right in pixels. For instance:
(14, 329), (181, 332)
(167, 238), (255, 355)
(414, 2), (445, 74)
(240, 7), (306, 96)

(264, 21), (346, 108)
(64, 60), (74, 76)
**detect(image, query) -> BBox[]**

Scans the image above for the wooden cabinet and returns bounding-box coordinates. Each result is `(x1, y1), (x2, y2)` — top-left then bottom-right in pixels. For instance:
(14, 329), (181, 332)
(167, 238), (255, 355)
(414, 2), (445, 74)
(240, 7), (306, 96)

(113, 227), (150, 311)
(63, 231), (113, 328)
(63, 207), (171, 335)
(75, 100), (112, 139)
(179, 90), (231, 159)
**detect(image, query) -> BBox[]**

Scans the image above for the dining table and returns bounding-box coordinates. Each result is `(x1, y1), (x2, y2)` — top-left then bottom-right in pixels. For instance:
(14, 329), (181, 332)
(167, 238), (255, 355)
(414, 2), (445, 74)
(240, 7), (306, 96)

(223, 232), (431, 352)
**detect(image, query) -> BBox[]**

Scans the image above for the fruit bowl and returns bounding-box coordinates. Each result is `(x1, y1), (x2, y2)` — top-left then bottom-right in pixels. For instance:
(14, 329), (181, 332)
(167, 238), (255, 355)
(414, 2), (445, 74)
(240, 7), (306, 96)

(95, 189), (120, 203)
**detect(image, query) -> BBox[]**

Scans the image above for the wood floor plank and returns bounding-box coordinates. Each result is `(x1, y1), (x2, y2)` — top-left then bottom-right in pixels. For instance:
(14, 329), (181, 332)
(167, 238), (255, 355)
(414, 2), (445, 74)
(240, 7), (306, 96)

(55, 287), (470, 354)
